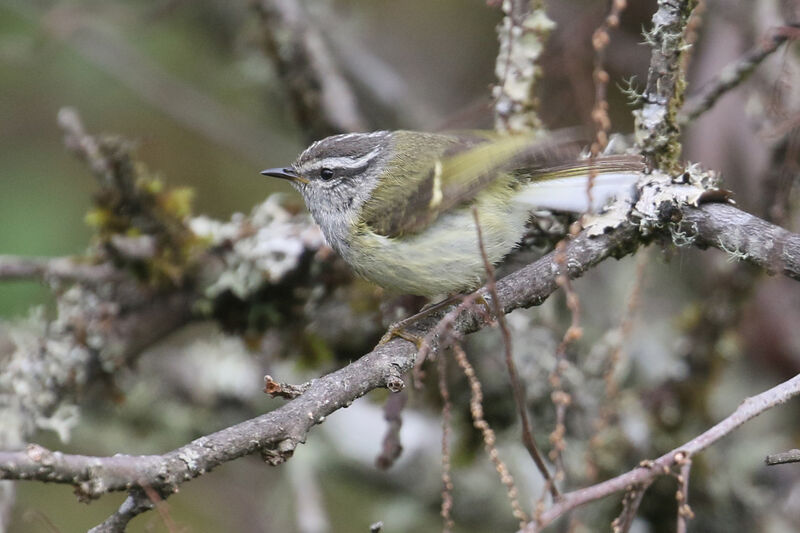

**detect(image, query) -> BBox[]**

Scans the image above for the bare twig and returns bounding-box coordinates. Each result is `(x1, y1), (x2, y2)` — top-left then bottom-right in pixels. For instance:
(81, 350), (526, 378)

(765, 448), (800, 466)
(610, 482), (652, 533)
(528, 372), (800, 530)
(473, 209), (558, 498)
(680, 25), (800, 125)
(88, 489), (155, 533)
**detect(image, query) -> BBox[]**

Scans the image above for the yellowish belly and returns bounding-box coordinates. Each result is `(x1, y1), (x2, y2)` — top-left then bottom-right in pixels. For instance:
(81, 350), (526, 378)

(346, 200), (529, 297)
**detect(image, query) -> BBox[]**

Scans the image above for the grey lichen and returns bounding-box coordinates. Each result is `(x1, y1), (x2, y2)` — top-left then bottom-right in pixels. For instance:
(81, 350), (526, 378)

(193, 195), (325, 300)
(493, 1), (555, 134)
(633, 0), (698, 173)
(633, 164), (721, 235)
(0, 309), (86, 449)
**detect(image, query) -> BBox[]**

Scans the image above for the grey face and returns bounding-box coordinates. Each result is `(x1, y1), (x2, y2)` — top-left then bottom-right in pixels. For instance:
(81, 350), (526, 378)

(291, 131), (390, 228)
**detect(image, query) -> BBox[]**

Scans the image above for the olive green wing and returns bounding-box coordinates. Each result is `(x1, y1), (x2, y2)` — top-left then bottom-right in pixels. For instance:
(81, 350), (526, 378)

(360, 130), (553, 238)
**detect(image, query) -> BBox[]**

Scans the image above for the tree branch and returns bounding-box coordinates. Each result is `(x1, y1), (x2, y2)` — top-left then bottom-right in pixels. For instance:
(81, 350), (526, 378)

(682, 203), (800, 281)
(633, 0), (698, 171)
(527, 372), (800, 530)
(0, 256), (119, 283)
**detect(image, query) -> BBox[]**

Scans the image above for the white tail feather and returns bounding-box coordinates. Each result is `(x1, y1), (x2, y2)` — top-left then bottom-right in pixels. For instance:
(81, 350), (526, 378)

(515, 172), (639, 213)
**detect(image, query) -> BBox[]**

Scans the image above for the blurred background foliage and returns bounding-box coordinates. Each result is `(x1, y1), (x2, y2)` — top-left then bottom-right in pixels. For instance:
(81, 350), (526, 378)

(1, 0), (799, 532)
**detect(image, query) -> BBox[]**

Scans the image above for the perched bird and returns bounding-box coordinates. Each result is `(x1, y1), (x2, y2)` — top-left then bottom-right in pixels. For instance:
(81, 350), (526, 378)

(262, 130), (645, 298)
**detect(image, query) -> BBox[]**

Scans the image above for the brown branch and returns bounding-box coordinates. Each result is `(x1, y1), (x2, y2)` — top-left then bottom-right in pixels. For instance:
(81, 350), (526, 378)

(527, 372), (800, 530)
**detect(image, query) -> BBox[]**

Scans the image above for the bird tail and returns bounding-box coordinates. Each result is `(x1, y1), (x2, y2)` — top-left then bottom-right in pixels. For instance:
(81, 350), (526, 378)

(515, 155), (646, 213)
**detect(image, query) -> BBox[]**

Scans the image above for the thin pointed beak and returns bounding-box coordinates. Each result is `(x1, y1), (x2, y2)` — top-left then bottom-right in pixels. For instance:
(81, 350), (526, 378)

(260, 167), (308, 184)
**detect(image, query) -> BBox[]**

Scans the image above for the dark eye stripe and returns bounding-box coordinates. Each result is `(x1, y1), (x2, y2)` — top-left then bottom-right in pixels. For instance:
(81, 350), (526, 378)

(307, 162), (371, 181)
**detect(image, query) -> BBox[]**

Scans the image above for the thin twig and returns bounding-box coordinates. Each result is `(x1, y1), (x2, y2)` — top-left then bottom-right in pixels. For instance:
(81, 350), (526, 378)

(473, 208), (558, 499)
(547, 224), (583, 489)
(610, 482), (652, 533)
(437, 355), (455, 532)
(375, 391), (407, 470)
(138, 483), (178, 533)
(590, 0), (626, 150)
(680, 25), (800, 125)
(586, 251), (649, 480)
(587, 0), (628, 208)
(528, 372), (800, 530)
(453, 343), (528, 528)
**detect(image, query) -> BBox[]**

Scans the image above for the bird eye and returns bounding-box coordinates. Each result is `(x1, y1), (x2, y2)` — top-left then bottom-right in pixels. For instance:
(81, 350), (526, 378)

(320, 168), (334, 181)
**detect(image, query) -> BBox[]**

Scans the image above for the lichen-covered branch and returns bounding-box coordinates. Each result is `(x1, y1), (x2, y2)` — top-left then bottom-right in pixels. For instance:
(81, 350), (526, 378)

(493, 0), (555, 134)
(0, 216), (642, 531)
(681, 202), (800, 281)
(633, 0), (698, 172)
(3, 162), (800, 528)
